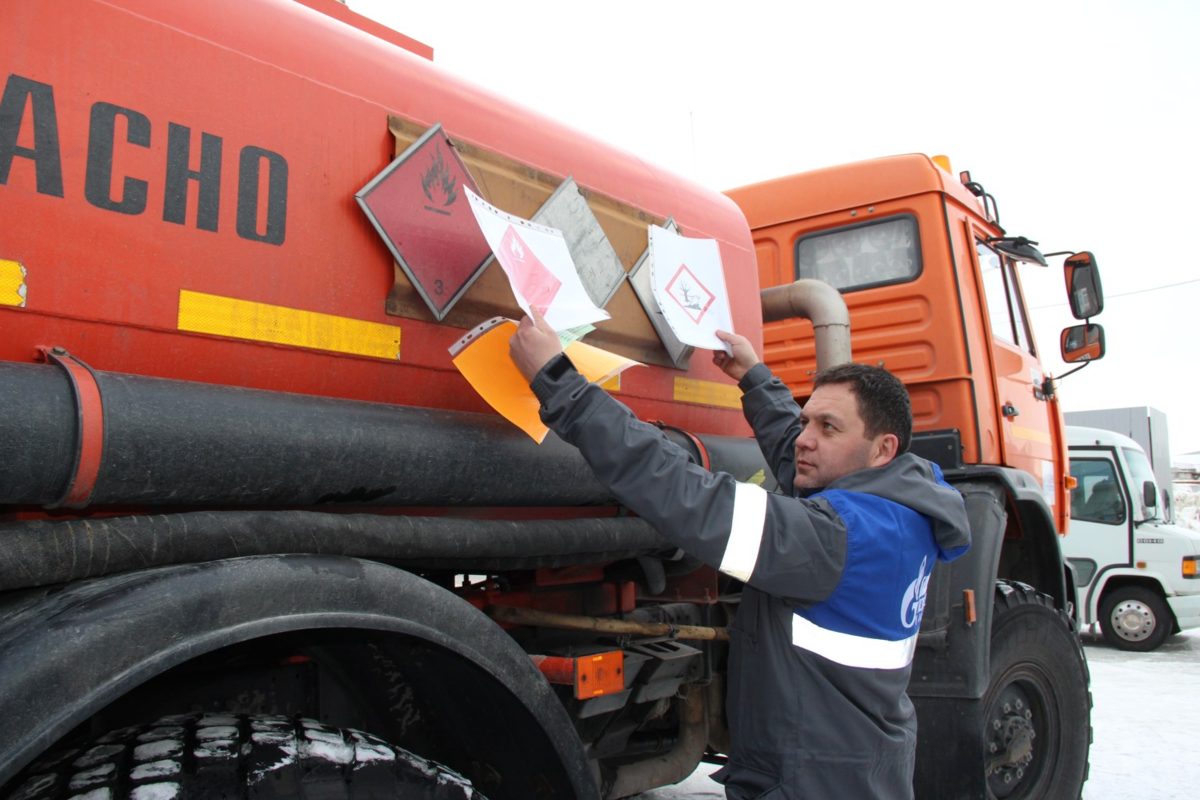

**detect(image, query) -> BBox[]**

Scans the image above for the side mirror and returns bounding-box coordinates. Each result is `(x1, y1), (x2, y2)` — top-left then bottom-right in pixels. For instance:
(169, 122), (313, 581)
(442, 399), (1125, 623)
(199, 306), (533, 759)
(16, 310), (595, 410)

(992, 236), (1048, 266)
(1064, 251), (1104, 319)
(1060, 323), (1105, 363)
(1144, 481), (1158, 509)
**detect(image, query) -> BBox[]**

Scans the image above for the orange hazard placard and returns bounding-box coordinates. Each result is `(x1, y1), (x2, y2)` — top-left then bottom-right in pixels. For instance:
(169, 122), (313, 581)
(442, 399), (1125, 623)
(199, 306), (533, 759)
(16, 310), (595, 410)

(451, 319), (639, 442)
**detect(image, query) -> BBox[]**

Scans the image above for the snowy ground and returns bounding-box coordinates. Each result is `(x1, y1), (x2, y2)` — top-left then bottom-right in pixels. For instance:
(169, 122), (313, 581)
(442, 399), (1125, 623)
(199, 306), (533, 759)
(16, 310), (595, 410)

(638, 630), (1200, 798)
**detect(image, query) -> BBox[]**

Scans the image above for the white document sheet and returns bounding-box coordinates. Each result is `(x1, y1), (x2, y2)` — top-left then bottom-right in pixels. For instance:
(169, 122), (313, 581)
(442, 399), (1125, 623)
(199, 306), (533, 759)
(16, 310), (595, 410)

(648, 224), (734, 352)
(466, 188), (610, 331)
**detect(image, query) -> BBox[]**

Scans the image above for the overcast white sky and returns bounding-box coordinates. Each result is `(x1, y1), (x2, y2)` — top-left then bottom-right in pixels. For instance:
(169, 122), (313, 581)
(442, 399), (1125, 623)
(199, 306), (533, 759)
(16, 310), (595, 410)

(350, 0), (1200, 457)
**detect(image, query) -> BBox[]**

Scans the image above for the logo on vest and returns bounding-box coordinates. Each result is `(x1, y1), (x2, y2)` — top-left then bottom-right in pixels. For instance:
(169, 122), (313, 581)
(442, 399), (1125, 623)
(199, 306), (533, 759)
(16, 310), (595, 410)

(901, 556), (931, 630)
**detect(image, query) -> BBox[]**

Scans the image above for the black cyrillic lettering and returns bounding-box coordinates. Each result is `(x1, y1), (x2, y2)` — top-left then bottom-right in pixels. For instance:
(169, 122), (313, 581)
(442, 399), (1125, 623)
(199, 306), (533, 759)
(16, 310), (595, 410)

(85, 102), (150, 214)
(0, 75), (64, 197)
(163, 123), (222, 231)
(236, 146), (287, 246)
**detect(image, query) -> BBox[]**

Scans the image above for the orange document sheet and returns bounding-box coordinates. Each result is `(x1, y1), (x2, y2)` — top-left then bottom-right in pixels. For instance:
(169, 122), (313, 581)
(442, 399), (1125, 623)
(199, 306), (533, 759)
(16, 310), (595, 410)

(451, 318), (639, 443)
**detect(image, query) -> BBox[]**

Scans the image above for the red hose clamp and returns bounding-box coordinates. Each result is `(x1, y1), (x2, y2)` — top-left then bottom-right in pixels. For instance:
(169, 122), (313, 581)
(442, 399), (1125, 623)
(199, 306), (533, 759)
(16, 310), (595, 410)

(39, 347), (105, 509)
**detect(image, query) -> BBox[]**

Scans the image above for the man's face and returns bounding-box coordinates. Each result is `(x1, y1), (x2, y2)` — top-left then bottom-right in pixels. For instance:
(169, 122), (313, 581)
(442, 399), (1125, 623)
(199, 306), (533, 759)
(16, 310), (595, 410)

(793, 382), (892, 490)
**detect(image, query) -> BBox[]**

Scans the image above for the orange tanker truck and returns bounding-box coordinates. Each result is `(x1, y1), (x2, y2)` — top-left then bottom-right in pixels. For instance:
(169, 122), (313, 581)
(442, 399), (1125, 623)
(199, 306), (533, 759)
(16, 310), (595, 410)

(0, 1), (1105, 798)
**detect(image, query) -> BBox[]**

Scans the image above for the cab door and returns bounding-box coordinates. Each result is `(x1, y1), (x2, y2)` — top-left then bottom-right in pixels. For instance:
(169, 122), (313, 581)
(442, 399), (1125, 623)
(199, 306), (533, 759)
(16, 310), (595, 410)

(1061, 448), (1132, 620)
(972, 238), (1057, 506)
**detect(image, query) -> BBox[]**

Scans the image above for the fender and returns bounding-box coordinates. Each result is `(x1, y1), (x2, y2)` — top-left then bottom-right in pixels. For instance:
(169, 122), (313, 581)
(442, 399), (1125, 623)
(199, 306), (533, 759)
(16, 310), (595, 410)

(1085, 567), (1174, 624)
(0, 555), (599, 799)
(910, 465), (1070, 701)
(910, 479), (1006, 701)
(909, 471), (1071, 797)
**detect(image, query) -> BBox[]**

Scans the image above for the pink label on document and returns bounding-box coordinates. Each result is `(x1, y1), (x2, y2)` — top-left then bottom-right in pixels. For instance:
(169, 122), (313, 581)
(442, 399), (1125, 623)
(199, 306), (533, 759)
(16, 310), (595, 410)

(499, 225), (561, 315)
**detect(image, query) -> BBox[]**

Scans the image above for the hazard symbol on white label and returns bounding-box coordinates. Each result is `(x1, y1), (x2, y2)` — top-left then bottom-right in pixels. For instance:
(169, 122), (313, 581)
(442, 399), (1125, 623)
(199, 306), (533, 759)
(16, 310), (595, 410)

(665, 264), (715, 323)
(648, 223), (733, 353)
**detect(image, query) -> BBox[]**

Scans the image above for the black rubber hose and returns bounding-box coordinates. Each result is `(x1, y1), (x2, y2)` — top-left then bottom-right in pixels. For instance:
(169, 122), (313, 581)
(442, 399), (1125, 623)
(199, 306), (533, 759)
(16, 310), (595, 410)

(0, 361), (766, 509)
(0, 511), (674, 591)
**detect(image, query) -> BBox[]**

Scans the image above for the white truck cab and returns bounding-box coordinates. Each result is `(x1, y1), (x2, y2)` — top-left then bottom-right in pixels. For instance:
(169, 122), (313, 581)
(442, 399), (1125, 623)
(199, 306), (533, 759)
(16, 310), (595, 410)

(1064, 426), (1200, 650)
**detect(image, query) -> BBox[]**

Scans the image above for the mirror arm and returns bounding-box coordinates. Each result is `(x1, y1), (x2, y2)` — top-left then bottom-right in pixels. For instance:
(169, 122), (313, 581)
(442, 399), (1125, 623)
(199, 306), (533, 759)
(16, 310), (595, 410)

(1043, 361), (1091, 399)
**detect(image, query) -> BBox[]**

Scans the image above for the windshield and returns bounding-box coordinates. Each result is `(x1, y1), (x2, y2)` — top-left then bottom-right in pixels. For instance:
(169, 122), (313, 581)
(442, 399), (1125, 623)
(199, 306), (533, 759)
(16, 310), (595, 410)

(1122, 447), (1159, 521)
(795, 215), (921, 292)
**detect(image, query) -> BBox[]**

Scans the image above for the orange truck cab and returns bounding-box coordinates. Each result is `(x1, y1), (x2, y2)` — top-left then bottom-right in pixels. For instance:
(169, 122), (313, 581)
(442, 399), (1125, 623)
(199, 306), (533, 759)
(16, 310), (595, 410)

(1, 1), (1103, 798)
(728, 153), (1106, 796)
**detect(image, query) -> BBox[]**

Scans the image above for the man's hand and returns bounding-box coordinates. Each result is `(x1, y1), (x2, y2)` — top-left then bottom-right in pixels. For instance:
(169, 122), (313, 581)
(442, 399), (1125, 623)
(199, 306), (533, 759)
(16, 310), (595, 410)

(712, 330), (759, 382)
(510, 307), (564, 382)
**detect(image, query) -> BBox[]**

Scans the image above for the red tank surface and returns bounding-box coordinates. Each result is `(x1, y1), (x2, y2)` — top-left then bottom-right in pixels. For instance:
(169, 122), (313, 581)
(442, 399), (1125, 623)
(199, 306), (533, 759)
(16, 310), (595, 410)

(0, 0), (759, 434)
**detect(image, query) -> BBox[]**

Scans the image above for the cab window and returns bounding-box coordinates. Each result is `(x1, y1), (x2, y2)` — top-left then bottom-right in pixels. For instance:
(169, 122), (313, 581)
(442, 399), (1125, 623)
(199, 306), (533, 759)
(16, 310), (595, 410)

(1122, 447), (1159, 521)
(795, 216), (921, 292)
(1069, 458), (1126, 524)
(977, 241), (1035, 355)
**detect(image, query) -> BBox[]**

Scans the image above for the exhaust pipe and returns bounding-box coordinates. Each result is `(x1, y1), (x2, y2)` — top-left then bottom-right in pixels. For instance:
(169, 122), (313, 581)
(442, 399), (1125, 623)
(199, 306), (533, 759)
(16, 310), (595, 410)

(760, 278), (852, 370)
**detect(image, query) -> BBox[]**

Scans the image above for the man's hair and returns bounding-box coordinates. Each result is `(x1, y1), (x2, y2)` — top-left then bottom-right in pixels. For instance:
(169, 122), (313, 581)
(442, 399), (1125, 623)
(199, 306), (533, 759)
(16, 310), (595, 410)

(812, 363), (912, 454)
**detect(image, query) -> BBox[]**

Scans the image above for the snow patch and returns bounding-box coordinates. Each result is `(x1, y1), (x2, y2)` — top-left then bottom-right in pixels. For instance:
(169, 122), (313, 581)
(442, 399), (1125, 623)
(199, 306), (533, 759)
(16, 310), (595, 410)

(136, 728), (184, 744)
(300, 737), (353, 765)
(68, 788), (112, 800)
(246, 744), (297, 786)
(302, 729), (342, 746)
(68, 763), (115, 790)
(130, 760), (181, 781)
(351, 741), (395, 763)
(133, 741), (183, 762)
(251, 731), (294, 746)
(73, 746), (123, 768)
(196, 726), (238, 742)
(197, 715), (238, 727)
(394, 748), (437, 779)
(193, 741), (237, 760)
(250, 718), (291, 732)
(129, 783), (180, 800)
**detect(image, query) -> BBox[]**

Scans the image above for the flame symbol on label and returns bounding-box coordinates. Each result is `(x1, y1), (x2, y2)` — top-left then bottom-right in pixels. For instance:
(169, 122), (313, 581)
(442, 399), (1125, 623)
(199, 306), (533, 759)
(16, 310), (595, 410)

(421, 145), (458, 208)
(509, 236), (525, 260)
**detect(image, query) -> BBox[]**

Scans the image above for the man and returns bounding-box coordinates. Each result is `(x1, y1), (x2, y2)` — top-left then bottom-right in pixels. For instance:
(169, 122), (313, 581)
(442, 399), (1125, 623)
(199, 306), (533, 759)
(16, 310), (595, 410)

(509, 310), (971, 799)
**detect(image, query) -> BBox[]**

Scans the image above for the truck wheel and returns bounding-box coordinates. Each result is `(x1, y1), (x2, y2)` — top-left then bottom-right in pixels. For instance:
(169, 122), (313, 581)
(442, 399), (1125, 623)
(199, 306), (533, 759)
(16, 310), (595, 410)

(1098, 585), (1172, 652)
(984, 582), (1091, 800)
(3, 713), (485, 800)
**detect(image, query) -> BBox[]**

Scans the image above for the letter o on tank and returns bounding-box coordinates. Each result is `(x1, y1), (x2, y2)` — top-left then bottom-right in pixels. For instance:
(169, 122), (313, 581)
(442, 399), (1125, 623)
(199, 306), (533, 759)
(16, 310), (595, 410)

(236, 146), (288, 246)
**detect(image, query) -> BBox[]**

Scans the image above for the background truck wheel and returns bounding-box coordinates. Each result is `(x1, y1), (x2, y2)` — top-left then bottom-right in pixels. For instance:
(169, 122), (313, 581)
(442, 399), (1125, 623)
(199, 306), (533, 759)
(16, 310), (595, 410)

(1098, 585), (1172, 652)
(984, 582), (1091, 800)
(2, 713), (485, 800)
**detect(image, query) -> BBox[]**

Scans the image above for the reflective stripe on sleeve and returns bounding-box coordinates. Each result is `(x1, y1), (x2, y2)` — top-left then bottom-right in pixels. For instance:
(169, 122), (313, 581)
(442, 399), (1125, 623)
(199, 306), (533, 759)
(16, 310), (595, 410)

(792, 613), (917, 670)
(717, 482), (769, 582)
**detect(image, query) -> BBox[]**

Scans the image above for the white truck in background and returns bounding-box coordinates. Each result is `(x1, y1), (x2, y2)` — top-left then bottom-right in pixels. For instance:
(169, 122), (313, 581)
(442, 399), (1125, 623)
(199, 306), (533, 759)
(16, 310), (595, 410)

(1065, 426), (1200, 650)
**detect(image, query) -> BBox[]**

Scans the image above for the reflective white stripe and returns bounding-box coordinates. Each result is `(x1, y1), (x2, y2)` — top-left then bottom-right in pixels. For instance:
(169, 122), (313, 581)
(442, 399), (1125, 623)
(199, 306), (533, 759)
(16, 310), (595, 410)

(792, 613), (917, 670)
(718, 483), (768, 582)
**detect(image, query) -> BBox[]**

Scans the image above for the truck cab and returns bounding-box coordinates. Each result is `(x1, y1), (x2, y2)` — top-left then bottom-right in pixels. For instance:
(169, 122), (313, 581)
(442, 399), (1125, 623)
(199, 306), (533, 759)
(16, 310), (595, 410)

(1065, 425), (1200, 650)
(726, 154), (1104, 797)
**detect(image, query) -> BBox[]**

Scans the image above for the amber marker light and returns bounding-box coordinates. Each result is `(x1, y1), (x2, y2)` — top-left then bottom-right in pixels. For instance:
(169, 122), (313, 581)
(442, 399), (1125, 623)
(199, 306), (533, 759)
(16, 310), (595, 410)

(1184, 556), (1198, 579)
(532, 651), (626, 699)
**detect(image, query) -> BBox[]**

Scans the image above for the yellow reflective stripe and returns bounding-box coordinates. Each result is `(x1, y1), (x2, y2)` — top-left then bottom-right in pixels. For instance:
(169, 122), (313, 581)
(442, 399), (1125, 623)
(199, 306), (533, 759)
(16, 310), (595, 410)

(718, 483), (768, 582)
(1011, 424), (1051, 445)
(1, 259), (27, 307)
(791, 614), (917, 670)
(178, 290), (401, 360)
(673, 377), (741, 409)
